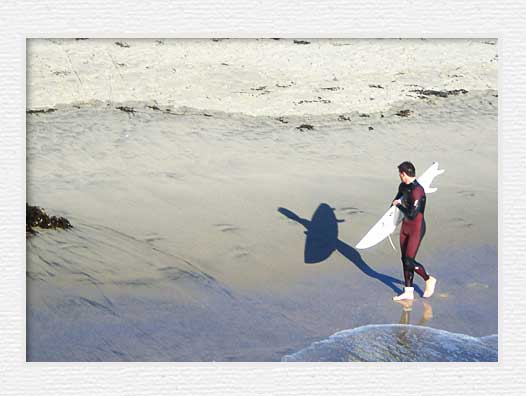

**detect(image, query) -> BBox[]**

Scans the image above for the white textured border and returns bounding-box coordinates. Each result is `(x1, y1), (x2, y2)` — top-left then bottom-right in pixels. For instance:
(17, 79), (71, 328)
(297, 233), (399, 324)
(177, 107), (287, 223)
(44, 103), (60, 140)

(1, 0), (523, 394)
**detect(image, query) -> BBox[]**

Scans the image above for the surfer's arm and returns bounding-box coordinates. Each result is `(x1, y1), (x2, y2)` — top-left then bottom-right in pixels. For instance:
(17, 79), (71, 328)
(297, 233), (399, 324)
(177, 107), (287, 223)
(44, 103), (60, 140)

(394, 184), (403, 201)
(396, 189), (424, 220)
(391, 184), (403, 207)
(396, 203), (416, 219)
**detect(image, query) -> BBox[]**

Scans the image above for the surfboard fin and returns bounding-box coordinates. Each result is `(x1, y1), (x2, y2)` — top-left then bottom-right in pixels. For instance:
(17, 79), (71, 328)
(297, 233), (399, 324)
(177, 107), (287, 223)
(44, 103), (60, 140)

(420, 163), (445, 194)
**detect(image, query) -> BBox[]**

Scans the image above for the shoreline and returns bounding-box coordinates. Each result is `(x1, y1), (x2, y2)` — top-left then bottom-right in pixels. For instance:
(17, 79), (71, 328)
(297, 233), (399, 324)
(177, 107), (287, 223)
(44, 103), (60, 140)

(26, 87), (498, 117)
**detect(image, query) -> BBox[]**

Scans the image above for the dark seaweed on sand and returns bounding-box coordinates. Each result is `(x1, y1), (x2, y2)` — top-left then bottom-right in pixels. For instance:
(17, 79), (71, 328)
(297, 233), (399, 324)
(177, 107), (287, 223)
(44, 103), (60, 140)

(116, 106), (136, 114)
(26, 108), (57, 115)
(395, 109), (413, 117)
(26, 204), (72, 236)
(411, 89), (468, 98)
(296, 124), (314, 131)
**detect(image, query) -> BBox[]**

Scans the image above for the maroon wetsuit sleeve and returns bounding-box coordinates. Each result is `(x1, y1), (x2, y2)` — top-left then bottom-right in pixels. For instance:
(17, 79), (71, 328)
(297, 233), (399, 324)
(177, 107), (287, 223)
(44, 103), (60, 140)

(397, 186), (425, 220)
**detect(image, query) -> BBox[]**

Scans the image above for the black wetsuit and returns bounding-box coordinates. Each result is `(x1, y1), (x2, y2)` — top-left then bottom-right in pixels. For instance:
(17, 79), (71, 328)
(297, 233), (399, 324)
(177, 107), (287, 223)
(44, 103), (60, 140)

(394, 180), (430, 287)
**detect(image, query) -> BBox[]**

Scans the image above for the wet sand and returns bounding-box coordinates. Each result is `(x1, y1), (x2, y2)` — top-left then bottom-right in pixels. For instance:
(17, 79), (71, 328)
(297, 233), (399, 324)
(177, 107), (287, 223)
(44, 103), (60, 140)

(26, 39), (498, 361)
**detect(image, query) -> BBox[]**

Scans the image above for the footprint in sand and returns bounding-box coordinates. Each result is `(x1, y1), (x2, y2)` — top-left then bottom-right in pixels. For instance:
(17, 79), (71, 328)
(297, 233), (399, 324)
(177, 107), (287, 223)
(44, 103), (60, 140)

(451, 217), (474, 228)
(340, 206), (365, 215)
(214, 223), (240, 233)
(142, 233), (164, 243)
(231, 245), (250, 259)
(458, 190), (476, 198)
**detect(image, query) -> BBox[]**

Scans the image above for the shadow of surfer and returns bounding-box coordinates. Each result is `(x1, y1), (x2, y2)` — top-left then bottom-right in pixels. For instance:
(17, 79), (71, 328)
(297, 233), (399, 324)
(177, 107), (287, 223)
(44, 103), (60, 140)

(278, 204), (411, 295)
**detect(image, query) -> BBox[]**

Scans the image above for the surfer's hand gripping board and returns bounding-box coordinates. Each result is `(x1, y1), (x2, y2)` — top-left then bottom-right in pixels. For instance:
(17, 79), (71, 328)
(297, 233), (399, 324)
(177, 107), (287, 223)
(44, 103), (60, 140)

(355, 162), (445, 250)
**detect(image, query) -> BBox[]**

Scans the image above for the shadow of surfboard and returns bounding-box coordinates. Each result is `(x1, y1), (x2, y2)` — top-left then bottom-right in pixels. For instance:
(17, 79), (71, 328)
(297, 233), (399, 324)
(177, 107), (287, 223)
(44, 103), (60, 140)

(278, 204), (419, 295)
(304, 203), (339, 263)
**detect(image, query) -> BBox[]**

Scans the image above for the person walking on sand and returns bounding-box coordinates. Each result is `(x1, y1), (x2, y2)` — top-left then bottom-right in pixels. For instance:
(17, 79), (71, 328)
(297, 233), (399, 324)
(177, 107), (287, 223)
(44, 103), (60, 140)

(391, 161), (437, 301)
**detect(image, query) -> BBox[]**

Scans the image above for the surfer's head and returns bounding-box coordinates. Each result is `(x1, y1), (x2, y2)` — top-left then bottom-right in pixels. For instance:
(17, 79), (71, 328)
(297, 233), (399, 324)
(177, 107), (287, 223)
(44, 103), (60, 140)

(398, 161), (416, 183)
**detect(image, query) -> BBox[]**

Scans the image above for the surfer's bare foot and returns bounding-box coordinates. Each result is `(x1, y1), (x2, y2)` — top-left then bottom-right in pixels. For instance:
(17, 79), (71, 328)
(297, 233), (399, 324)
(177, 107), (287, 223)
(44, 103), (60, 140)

(423, 276), (437, 298)
(393, 287), (414, 301)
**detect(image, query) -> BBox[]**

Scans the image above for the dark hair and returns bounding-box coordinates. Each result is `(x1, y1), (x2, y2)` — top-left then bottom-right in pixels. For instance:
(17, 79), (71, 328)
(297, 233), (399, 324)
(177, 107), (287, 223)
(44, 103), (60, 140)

(398, 161), (416, 177)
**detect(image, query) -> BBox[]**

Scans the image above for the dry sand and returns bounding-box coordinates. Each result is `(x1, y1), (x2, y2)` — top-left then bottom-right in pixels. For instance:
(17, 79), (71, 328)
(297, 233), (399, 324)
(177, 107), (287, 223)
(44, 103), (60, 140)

(26, 39), (498, 361)
(27, 38), (497, 116)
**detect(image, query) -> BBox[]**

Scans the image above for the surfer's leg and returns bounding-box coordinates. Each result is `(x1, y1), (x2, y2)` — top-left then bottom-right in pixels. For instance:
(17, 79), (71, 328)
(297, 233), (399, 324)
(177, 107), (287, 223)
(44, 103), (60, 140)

(394, 228), (415, 301)
(403, 258), (415, 287)
(407, 254), (437, 297)
(406, 257), (429, 281)
(413, 220), (437, 297)
(404, 221), (437, 297)
(400, 229), (413, 287)
(405, 221), (429, 282)
(405, 245), (429, 281)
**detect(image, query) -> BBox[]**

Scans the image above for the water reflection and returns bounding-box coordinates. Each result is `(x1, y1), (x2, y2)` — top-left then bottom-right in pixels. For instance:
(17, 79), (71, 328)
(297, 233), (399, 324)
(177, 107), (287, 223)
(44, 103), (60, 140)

(396, 300), (433, 326)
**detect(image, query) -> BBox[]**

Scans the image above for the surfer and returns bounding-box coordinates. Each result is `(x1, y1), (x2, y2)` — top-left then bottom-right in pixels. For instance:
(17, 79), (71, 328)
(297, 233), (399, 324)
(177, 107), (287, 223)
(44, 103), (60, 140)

(391, 161), (437, 300)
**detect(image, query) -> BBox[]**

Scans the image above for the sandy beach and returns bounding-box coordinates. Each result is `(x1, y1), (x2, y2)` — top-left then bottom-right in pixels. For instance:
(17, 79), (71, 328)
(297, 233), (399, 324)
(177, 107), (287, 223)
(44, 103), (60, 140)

(26, 38), (498, 361)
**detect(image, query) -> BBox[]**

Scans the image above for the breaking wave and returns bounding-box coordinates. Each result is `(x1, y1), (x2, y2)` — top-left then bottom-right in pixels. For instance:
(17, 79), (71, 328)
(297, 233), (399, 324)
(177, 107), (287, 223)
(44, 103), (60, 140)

(283, 324), (497, 362)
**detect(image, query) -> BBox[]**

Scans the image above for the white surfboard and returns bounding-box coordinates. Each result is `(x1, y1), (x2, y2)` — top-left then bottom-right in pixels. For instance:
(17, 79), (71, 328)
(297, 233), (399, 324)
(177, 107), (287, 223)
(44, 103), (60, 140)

(355, 162), (445, 250)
